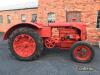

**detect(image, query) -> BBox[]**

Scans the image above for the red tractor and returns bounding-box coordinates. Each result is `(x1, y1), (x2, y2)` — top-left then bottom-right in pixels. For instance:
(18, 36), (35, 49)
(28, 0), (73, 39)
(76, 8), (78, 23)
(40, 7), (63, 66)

(3, 20), (94, 63)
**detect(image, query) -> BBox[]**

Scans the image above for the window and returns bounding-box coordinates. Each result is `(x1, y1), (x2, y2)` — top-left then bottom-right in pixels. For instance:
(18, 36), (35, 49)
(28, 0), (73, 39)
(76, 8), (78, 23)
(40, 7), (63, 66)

(67, 11), (81, 22)
(31, 14), (37, 22)
(48, 12), (56, 23)
(7, 15), (11, 24)
(21, 14), (26, 22)
(97, 11), (100, 28)
(0, 15), (3, 23)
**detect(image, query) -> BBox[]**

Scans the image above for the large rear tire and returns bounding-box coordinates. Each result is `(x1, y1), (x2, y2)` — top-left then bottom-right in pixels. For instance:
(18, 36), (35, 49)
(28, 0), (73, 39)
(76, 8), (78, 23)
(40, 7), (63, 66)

(8, 27), (43, 61)
(70, 41), (94, 63)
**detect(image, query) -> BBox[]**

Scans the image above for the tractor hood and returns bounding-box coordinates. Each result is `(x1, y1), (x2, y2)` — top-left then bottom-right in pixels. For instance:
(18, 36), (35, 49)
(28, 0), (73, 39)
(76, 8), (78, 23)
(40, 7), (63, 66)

(48, 22), (86, 30)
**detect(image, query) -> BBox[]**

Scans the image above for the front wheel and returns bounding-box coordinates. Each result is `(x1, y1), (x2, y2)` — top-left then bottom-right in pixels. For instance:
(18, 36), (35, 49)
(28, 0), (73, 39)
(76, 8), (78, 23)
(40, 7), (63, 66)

(70, 41), (95, 63)
(8, 27), (43, 61)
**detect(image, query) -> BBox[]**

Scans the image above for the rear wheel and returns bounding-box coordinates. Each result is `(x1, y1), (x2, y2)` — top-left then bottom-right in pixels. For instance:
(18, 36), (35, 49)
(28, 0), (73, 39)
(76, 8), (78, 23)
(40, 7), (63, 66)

(8, 27), (43, 61)
(70, 41), (94, 63)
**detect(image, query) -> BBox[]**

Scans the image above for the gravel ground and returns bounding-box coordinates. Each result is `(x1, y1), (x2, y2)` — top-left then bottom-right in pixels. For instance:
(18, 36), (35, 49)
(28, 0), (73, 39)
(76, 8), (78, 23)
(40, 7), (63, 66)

(0, 35), (100, 75)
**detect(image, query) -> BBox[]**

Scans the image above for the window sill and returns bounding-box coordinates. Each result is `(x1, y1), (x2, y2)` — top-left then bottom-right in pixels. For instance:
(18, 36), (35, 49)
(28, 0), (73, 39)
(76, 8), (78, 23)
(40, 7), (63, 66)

(96, 28), (100, 31)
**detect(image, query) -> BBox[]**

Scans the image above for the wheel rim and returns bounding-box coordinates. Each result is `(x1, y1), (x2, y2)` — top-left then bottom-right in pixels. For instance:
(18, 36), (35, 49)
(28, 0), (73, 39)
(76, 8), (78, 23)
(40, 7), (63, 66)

(73, 45), (92, 61)
(13, 34), (36, 58)
(44, 38), (55, 48)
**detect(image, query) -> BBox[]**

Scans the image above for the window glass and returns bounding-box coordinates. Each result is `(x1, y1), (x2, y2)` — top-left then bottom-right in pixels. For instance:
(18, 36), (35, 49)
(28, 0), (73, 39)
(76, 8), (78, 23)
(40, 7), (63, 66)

(67, 11), (81, 22)
(0, 15), (3, 23)
(7, 15), (11, 23)
(97, 11), (100, 28)
(21, 14), (26, 22)
(31, 14), (37, 22)
(48, 12), (56, 23)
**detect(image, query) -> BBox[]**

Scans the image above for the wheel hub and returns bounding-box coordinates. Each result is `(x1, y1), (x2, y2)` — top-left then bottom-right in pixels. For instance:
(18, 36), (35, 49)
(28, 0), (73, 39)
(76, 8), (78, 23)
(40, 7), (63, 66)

(13, 34), (36, 58)
(73, 45), (92, 61)
(44, 38), (55, 48)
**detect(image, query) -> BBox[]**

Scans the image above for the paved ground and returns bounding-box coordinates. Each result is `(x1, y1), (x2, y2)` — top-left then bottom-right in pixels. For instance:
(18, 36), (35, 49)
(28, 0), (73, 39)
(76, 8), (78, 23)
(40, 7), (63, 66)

(0, 35), (100, 75)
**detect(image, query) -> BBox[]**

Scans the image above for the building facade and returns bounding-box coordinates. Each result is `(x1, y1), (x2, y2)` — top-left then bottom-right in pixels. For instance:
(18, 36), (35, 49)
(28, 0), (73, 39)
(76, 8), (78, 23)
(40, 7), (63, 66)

(0, 0), (100, 44)
(0, 8), (38, 32)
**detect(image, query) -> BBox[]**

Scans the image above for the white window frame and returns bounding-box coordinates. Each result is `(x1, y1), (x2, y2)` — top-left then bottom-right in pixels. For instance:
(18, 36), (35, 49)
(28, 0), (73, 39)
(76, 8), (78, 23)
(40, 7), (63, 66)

(31, 14), (37, 22)
(7, 15), (11, 24)
(48, 12), (56, 23)
(21, 14), (26, 22)
(0, 15), (3, 23)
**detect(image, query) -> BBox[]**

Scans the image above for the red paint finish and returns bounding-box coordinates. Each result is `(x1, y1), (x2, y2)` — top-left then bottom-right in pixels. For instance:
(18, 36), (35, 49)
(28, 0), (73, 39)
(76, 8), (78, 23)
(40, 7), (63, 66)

(44, 38), (56, 48)
(4, 22), (87, 49)
(73, 45), (92, 61)
(43, 26), (81, 49)
(13, 34), (36, 57)
(3, 22), (43, 40)
(38, 27), (51, 37)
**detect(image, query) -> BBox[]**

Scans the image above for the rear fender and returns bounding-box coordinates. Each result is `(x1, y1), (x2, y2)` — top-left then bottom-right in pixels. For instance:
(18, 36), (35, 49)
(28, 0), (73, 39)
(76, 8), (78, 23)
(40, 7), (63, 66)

(3, 23), (43, 40)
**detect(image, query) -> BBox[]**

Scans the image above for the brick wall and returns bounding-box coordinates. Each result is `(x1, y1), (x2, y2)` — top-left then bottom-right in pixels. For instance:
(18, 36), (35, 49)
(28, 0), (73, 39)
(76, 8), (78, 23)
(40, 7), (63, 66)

(0, 8), (37, 32)
(64, 0), (100, 44)
(37, 0), (66, 24)
(38, 0), (100, 44)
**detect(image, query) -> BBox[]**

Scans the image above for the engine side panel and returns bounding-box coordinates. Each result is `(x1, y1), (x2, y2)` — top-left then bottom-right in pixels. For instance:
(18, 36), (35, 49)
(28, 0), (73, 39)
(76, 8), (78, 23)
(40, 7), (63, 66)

(44, 27), (81, 49)
(59, 27), (80, 48)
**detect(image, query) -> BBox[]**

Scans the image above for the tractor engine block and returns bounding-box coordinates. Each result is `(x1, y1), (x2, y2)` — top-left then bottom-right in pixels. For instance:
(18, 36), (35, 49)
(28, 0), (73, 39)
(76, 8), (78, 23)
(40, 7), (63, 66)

(59, 27), (80, 41)
(44, 27), (80, 48)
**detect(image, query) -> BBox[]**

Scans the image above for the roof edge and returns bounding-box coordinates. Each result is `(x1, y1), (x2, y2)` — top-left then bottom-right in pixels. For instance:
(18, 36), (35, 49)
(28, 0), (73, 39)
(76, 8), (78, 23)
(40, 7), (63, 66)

(0, 7), (38, 12)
